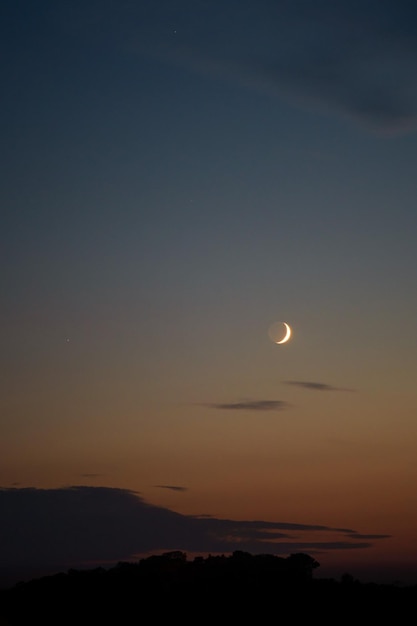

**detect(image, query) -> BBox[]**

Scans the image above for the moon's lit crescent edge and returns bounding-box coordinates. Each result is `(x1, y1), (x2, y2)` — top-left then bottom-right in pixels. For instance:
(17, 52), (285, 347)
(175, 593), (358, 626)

(276, 322), (291, 344)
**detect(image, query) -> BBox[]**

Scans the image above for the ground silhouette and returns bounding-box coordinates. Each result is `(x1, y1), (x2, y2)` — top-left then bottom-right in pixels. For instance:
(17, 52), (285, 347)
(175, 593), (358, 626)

(1, 551), (416, 624)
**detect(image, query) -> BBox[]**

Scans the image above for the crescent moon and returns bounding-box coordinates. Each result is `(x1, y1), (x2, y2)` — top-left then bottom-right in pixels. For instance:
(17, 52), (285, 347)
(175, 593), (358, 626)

(277, 322), (291, 344)
(268, 321), (292, 344)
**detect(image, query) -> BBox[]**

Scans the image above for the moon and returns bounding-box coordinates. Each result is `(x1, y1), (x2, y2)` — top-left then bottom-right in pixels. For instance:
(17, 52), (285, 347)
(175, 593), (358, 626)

(268, 321), (292, 345)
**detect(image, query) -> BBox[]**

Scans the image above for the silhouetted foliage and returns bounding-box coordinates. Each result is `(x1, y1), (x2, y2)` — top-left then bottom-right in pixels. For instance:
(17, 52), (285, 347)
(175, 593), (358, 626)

(1, 552), (416, 624)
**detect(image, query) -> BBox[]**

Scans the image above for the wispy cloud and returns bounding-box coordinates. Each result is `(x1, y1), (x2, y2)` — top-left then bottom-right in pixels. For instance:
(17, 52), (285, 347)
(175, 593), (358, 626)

(345, 533), (391, 540)
(204, 400), (290, 411)
(0, 486), (390, 586)
(80, 473), (104, 478)
(285, 381), (354, 392)
(155, 485), (188, 492)
(54, 2), (417, 135)
(129, 1), (417, 135)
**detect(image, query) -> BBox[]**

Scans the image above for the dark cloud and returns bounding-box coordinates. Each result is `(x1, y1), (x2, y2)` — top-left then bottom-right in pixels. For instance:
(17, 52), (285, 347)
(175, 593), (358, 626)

(155, 485), (188, 492)
(245, 1), (417, 134)
(80, 473), (104, 478)
(204, 400), (290, 411)
(0, 486), (389, 587)
(345, 533), (392, 540)
(49, 1), (417, 134)
(129, 0), (417, 135)
(285, 381), (353, 392)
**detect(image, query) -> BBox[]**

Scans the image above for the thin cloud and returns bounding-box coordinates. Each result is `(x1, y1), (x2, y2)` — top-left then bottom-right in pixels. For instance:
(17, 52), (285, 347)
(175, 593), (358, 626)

(155, 485), (188, 492)
(204, 400), (290, 411)
(285, 381), (353, 392)
(129, 1), (417, 135)
(80, 473), (104, 478)
(53, 2), (417, 134)
(0, 486), (389, 587)
(345, 532), (391, 540)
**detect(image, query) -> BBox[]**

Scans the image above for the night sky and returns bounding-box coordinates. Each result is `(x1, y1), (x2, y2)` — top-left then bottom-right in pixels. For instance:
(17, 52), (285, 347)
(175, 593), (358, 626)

(2, 0), (417, 587)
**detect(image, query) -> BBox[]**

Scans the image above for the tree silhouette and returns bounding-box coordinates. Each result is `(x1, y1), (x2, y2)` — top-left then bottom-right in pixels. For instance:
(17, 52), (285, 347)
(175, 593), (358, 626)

(1, 551), (416, 624)
(286, 553), (320, 580)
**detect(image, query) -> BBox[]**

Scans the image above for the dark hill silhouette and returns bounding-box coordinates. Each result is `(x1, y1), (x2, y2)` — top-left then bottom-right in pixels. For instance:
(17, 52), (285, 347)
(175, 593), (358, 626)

(0, 551), (416, 624)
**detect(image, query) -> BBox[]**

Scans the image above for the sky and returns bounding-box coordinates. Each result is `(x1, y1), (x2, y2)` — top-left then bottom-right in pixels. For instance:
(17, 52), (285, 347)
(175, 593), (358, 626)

(2, 0), (417, 588)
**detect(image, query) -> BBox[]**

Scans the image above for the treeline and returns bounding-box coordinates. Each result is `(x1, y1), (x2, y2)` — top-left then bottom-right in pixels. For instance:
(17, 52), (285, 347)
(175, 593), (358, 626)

(1, 551), (416, 624)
